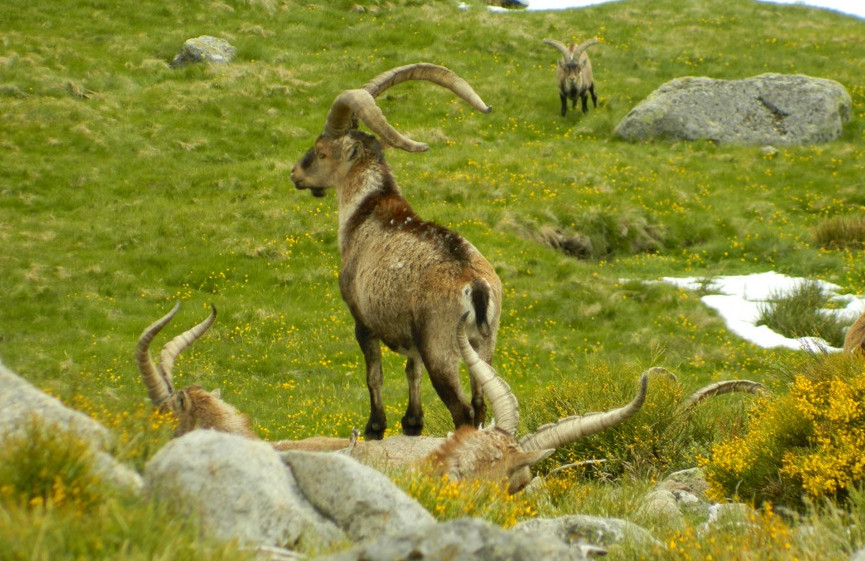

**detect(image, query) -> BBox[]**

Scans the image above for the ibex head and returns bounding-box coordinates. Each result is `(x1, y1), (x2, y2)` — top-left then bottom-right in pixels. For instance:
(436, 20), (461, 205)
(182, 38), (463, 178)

(543, 38), (598, 87)
(136, 302), (255, 438)
(290, 63), (492, 198)
(433, 313), (649, 493)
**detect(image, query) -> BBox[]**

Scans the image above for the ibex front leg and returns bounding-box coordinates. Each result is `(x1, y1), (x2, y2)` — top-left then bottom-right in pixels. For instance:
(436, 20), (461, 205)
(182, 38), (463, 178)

(356, 323), (387, 440)
(402, 356), (424, 436)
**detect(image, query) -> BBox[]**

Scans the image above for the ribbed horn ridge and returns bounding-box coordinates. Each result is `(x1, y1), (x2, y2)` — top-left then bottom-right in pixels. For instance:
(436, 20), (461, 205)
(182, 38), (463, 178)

(363, 63), (492, 114)
(457, 312), (519, 435)
(159, 303), (217, 383)
(136, 301), (182, 407)
(543, 38), (574, 62)
(323, 63), (491, 153)
(519, 373), (648, 452)
(324, 89), (429, 152)
(682, 380), (766, 409)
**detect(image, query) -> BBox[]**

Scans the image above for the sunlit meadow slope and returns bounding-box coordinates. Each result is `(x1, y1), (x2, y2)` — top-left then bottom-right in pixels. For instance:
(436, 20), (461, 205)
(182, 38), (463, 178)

(1, 0), (864, 542)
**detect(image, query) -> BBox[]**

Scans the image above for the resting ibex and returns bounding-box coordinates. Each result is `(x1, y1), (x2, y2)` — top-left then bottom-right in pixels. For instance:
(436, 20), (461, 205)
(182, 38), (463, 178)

(137, 302), (256, 439)
(844, 307), (865, 354)
(290, 313), (652, 493)
(137, 304), (765, 493)
(543, 38), (599, 116)
(290, 63), (502, 440)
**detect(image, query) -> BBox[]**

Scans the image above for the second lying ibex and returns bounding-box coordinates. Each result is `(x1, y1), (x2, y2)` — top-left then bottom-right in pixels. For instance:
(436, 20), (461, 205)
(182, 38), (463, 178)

(543, 38), (599, 117)
(290, 64), (502, 439)
(137, 302), (256, 439)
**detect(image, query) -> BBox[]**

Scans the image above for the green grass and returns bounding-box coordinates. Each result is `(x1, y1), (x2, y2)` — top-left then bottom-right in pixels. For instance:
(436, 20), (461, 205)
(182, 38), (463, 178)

(2, 0), (865, 558)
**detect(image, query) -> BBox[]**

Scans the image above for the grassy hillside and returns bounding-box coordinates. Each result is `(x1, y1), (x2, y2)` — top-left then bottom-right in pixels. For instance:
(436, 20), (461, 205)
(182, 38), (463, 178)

(1, 0), (864, 558)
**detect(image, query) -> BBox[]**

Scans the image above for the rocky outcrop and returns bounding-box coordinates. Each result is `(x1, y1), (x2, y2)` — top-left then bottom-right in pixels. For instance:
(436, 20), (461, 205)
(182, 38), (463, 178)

(144, 431), (346, 549)
(1, 357), (766, 560)
(0, 358), (142, 494)
(315, 517), (588, 561)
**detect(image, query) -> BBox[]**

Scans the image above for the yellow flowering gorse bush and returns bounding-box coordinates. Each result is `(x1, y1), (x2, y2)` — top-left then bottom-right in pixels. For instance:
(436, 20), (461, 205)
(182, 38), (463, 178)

(706, 356), (865, 506)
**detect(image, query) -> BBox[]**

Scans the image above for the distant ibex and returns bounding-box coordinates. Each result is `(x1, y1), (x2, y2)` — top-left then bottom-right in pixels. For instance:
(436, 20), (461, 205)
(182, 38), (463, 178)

(137, 302), (256, 439)
(543, 38), (599, 116)
(290, 63), (502, 440)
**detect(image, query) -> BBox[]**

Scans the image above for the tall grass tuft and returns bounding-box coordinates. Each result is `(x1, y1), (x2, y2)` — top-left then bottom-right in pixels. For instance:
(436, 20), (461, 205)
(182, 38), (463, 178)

(757, 281), (848, 348)
(814, 215), (865, 250)
(0, 418), (108, 511)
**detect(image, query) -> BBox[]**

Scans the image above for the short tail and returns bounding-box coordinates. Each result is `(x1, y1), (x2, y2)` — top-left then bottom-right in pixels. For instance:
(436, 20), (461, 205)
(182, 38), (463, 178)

(470, 279), (493, 338)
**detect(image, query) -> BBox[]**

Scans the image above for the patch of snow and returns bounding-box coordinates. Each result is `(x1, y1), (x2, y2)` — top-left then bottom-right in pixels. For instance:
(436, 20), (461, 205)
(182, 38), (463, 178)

(657, 272), (864, 352)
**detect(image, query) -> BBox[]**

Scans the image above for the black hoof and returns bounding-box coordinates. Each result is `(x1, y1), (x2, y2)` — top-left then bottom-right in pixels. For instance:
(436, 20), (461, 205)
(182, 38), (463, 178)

(401, 414), (424, 436)
(365, 420), (385, 440)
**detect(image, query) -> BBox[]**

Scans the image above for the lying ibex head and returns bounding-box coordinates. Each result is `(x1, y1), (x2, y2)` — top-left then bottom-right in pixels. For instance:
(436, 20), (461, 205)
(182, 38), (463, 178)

(136, 302), (255, 438)
(291, 63), (492, 197)
(434, 313), (649, 493)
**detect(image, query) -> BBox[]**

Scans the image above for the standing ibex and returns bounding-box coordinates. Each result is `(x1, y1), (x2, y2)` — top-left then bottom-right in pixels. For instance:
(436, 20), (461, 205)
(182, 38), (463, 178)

(137, 302), (256, 439)
(290, 63), (502, 440)
(543, 38), (599, 117)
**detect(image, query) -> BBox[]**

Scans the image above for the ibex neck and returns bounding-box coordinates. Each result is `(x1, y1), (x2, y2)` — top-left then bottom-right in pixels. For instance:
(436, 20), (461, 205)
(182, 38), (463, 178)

(337, 165), (402, 251)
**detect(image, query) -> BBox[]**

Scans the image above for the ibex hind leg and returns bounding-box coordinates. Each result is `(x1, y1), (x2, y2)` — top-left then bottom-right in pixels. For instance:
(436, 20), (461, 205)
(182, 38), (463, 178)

(356, 323), (387, 440)
(590, 84), (598, 109)
(401, 357), (424, 436)
(424, 357), (475, 429)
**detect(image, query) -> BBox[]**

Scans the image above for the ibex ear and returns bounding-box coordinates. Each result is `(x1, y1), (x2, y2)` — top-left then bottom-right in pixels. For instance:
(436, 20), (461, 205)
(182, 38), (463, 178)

(343, 139), (363, 161)
(514, 448), (555, 470)
(211, 388), (222, 399)
(177, 391), (190, 412)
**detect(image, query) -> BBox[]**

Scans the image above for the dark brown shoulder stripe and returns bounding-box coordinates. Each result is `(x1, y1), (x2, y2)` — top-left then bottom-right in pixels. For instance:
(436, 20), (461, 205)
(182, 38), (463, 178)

(345, 192), (473, 264)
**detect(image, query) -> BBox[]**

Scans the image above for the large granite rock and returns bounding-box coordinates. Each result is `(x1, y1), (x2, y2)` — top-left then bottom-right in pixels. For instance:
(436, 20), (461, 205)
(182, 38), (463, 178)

(614, 73), (851, 145)
(144, 430), (345, 549)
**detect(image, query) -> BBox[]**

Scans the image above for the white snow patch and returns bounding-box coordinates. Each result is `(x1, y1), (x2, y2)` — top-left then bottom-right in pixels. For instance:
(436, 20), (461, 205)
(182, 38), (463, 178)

(656, 272), (864, 352)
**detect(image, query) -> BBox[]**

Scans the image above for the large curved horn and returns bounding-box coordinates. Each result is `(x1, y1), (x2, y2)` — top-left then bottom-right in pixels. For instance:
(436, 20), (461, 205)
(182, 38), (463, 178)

(137, 302), (182, 407)
(363, 63), (492, 112)
(543, 39), (573, 62)
(519, 373), (648, 452)
(159, 303), (217, 382)
(324, 89), (429, 152)
(323, 63), (491, 153)
(457, 312), (519, 435)
(682, 380), (766, 409)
